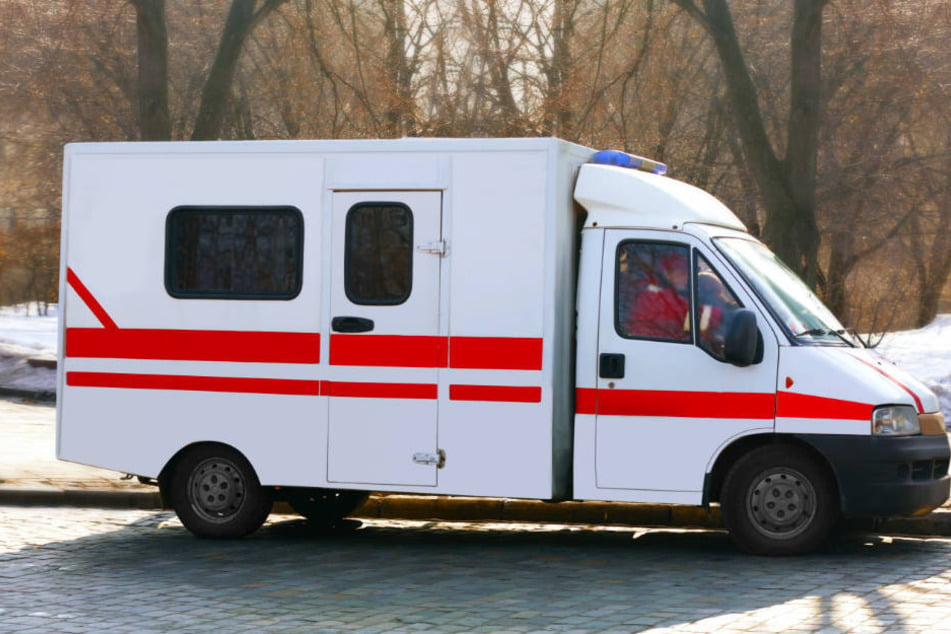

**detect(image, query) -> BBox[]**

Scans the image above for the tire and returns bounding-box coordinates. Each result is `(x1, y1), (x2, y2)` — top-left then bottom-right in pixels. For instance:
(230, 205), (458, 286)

(284, 488), (369, 526)
(721, 445), (838, 556)
(170, 444), (272, 539)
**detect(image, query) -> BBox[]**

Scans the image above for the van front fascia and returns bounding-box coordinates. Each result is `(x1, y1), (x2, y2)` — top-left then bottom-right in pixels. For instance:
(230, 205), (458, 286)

(794, 433), (950, 517)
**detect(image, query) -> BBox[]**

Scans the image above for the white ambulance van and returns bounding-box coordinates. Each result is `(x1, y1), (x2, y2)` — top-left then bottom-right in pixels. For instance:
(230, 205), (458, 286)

(58, 137), (949, 554)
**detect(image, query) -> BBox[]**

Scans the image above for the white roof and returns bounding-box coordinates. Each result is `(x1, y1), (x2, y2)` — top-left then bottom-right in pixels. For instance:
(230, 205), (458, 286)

(574, 163), (746, 232)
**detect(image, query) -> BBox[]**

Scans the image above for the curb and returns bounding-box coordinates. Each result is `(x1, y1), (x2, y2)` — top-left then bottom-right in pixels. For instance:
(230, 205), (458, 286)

(0, 387), (56, 402)
(0, 487), (161, 510)
(2, 487), (951, 537)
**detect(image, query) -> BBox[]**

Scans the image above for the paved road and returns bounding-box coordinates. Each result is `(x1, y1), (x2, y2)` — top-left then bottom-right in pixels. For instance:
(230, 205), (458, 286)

(2, 508), (951, 633)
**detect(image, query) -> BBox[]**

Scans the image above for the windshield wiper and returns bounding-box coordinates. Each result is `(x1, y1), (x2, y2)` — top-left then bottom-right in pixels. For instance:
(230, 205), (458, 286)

(793, 328), (828, 338)
(793, 327), (856, 347)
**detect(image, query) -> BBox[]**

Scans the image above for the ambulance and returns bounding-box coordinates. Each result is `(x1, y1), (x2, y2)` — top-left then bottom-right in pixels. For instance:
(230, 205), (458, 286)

(57, 137), (949, 554)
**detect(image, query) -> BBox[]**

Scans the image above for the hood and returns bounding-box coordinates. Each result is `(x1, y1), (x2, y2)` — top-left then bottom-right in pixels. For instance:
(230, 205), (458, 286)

(778, 346), (940, 417)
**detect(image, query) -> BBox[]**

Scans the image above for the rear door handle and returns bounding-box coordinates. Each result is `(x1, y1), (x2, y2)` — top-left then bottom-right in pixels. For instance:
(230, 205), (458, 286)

(331, 316), (375, 333)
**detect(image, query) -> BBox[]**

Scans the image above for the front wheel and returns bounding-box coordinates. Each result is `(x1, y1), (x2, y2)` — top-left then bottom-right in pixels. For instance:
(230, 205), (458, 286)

(170, 444), (272, 539)
(721, 445), (838, 555)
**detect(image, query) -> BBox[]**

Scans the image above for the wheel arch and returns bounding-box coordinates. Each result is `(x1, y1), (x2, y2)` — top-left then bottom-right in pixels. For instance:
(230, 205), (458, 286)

(704, 433), (841, 507)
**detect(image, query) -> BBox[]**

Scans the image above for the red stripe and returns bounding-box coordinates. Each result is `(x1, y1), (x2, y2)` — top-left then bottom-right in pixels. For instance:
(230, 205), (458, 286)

(848, 352), (925, 413)
(322, 381), (438, 399)
(449, 384), (542, 403)
(329, 334), (543, 370)
(450, 337), (543, 370)
(66, 328), (319, 364)
(67, 371), (320, 396)
(575, 387), (598, 415)
(777, 391), (873, 421)
(330, 334), (447, 368)
(66, 269), (118, 330)
(577, 388), (775, 419)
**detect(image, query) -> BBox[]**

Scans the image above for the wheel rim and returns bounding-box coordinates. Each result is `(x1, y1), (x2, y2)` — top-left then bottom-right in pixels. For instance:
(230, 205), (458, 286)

(746, 466), (817, 540)
(187, 457), (246, 523)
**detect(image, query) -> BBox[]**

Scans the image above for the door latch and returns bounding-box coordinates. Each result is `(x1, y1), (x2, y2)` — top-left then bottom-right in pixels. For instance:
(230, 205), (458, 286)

(416, 240), (447, 256)
(413, 449), (446, 469)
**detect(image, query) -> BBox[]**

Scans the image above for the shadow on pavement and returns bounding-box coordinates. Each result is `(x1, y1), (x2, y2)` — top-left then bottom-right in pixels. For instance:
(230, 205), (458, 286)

(3, 510), (950, 632)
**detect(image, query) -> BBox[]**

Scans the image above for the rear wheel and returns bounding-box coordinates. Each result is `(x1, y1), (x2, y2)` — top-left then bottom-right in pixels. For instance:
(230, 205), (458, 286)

(721, 445), (838, 555)
(170, 444), (272, 538)
(284, 488), (368, 526)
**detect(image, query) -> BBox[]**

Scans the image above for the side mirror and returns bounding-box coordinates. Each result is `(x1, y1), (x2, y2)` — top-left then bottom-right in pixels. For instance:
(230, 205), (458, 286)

(724, 309), (762, 367)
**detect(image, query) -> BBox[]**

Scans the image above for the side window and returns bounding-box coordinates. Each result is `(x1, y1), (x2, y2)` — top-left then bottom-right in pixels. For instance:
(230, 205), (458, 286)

(345, 203), (413, 305)
(165, 206), (303, 299)
(695, 254), (743, 360)
(616, 242), (691, 342)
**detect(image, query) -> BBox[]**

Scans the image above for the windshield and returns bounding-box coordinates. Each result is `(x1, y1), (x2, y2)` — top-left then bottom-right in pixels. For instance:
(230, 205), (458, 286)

(715, 237), (856, 346)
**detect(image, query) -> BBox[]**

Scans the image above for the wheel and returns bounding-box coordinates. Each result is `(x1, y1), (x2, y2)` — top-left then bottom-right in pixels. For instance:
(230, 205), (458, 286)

(170, 444), (272, 539)
(721, 445), (838, 555)
(284, 488), (369, 526)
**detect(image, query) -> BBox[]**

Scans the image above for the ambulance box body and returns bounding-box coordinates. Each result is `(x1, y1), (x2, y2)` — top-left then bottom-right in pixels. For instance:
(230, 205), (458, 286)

(58, 137), (949, 554)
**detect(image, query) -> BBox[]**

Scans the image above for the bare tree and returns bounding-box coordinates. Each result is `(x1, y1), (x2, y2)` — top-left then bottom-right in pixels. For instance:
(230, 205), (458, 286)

(671, 0), (827, 288)
(191, 0), (289, 140)
(127, 0), (288, 141)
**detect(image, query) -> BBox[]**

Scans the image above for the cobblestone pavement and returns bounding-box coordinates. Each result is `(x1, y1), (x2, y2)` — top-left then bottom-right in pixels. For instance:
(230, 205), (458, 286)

(2, 508), (951, 633)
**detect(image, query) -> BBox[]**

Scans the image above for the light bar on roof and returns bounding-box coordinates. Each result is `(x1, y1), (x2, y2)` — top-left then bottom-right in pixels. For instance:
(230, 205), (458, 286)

(590, 149), (668, 176)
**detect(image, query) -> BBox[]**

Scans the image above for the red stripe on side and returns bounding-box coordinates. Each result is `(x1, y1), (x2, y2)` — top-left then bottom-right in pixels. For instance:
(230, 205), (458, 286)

(777, 391), (873, 421)
(575, 387), (598, 415)
(66, 268), (118, 330)
(848, 352), (925, 413)
(66, 328), (319, 364)
(596, 389), (775, 419)
(450, 337), (543, 370)
(449, 385), (542, 403)
(67, 371), (320, 396)
(330, 334), (447, 368)
(322, 381), (438, 400)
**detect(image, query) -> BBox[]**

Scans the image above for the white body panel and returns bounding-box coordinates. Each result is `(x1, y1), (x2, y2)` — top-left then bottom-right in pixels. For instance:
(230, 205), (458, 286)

(59, 138), (589, 500)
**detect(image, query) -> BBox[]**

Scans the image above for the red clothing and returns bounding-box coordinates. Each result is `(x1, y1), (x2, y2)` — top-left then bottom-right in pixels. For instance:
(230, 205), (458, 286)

(626, 284), (690, 341)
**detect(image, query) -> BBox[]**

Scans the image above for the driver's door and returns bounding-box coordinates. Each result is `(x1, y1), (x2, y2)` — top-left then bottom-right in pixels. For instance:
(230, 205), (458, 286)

(594, 231), (778, 494)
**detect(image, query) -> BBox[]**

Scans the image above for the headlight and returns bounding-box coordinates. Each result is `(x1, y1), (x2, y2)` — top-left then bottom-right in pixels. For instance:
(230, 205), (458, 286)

(872, 405), (920, 436)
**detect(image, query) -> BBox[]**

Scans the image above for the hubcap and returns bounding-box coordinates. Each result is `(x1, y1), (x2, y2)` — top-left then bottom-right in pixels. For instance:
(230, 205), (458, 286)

(188, 457), (246, 523)
(746, 467), (816, 540)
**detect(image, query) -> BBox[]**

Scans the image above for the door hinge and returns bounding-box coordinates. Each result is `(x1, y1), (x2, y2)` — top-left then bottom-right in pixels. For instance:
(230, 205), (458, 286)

(416, 240), (448, 256)
(413, 449), (446, 469)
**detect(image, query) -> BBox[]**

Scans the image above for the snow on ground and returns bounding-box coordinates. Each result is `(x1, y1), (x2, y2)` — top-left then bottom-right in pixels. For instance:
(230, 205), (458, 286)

(0, 304), (58, 392)
(0, 304), (949, 421)
(877, 314), (951, 422)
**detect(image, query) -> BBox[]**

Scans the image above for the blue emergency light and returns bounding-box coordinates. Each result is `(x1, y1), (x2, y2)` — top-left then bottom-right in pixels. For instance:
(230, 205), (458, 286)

(590, 149), (668, 176)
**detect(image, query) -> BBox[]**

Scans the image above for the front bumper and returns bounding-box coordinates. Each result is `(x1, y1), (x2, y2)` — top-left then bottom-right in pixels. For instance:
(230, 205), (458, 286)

(796, 433), (951, 517)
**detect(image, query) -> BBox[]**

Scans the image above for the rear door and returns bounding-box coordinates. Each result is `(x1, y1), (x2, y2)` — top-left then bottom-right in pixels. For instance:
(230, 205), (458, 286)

(594, 230), (778, 495)
(326, 191), (443, 487)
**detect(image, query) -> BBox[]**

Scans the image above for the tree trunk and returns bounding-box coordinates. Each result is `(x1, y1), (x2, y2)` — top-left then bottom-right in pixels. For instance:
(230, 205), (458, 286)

(672, 0), (827, 287)
(782, 0), (825, 288)
(823, 227), (854, 321)
(382, 0), (414, 136)
(191, 0), (287, 141)
(131, 0), (170, 141)
(547, 0), (576, 136)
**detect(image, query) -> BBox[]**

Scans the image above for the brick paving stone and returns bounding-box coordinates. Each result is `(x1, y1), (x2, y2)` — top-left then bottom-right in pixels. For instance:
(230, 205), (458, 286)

(3, 508), (951, 632)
